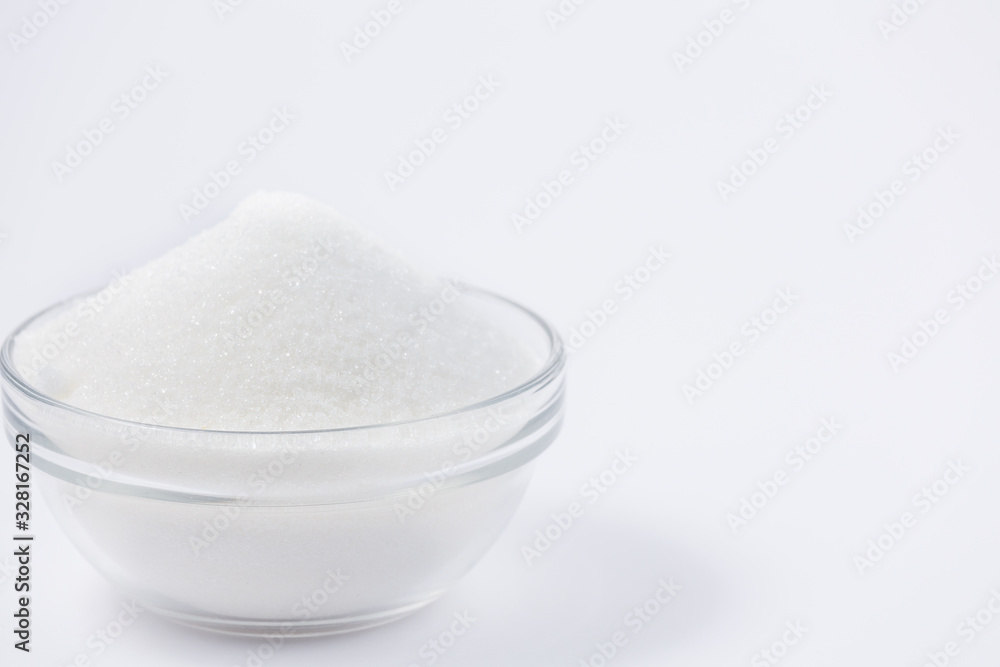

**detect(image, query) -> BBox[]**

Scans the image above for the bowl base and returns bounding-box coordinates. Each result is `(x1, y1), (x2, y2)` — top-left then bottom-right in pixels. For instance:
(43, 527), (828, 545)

(146, 592), (445, 638)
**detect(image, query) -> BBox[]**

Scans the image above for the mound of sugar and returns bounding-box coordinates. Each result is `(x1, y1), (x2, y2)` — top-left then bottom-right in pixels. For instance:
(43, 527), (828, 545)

(14, 192), (538, 430)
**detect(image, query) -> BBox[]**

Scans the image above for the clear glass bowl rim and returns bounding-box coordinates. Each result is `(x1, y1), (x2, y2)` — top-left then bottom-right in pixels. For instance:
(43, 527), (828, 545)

(1, 282), (565, 438)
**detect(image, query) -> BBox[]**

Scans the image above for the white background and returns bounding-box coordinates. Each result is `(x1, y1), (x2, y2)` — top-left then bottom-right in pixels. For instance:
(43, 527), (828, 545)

(2, 0), (1000, 665)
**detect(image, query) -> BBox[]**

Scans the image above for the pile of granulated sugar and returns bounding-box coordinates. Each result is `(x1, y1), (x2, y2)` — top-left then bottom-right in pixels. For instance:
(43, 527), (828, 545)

(14, 192), (538, 430)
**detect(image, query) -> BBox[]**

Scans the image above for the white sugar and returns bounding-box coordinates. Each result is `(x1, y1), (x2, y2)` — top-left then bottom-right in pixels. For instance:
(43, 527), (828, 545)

(14, 192), (537, 430)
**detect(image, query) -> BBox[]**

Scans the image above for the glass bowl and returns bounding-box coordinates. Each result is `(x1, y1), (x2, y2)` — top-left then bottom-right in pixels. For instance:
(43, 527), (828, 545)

(1, 285), (565, 637)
